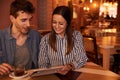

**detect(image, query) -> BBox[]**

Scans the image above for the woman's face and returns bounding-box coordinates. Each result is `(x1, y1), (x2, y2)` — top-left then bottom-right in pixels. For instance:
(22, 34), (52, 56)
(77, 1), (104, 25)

(52, 14), (67, 38)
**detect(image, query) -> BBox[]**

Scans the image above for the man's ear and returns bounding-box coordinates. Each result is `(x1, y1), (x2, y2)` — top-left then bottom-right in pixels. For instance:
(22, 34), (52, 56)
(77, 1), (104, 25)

(10, 15), (15, 23)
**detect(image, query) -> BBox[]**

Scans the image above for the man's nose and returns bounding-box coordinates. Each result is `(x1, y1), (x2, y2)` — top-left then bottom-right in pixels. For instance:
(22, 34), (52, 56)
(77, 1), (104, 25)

(26, 21), (30, 27)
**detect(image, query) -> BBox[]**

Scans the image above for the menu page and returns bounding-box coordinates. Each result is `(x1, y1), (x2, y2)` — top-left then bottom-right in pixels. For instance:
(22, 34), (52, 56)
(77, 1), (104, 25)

(28, 66), (63, 77)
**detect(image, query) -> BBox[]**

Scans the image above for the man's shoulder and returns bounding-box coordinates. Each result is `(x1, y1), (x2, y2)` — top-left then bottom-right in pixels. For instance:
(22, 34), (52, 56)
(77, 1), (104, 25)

(29, 29), (39, 33)
(29, 29), (41, 38)
(0, 28), (8, 32)
(0, 28), (9, 35)
(29, 29), (40, 35)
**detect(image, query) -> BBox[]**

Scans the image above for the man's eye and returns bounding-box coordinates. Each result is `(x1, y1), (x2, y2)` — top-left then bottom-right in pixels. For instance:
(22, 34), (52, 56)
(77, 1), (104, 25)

(21, 19), (26, 22)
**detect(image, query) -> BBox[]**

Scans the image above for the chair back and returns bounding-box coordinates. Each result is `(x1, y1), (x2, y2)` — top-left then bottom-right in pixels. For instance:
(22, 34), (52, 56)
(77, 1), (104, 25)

(38, 30), (51, 37)
(83, 35), (99, 64)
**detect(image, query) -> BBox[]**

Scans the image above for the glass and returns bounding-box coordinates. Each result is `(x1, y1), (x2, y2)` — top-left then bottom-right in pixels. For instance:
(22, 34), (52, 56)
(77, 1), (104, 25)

(14, 64), (25, 76)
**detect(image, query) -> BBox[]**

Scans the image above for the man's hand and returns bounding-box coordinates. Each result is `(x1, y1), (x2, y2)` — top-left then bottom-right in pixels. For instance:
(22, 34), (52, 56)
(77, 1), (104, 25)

(0, 63), (13, 75)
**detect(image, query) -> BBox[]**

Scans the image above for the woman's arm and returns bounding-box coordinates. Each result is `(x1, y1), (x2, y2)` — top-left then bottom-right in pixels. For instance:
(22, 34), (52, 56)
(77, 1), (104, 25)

(38, 35), (50, 68)
(72, 31), (88, 69)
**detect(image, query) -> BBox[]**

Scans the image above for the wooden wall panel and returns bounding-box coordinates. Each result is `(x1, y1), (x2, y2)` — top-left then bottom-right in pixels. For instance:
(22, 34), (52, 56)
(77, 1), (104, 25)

(37, 0), (52, 30)
(0, 0), (13, 29)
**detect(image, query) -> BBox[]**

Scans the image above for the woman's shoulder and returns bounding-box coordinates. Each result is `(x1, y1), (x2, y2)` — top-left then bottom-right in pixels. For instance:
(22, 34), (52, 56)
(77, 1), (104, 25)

(41, 33), (50, 41)
(72, 30), (83, 41)
(73, 30), (82, 36)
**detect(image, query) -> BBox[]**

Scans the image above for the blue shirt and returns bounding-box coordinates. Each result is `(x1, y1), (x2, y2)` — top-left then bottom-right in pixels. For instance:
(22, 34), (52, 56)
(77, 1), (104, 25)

(38, 31), (88, 69)
(0, 26), (41, 69)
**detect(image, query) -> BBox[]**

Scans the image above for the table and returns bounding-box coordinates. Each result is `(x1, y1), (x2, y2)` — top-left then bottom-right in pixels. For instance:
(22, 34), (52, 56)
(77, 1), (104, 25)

(0, 62), (119, 80)
(96, 36), (120, 70)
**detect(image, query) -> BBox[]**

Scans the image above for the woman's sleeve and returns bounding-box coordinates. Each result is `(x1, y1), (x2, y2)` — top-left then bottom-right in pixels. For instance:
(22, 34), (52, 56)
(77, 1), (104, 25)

(72, 31), (88, 69)
(38, 36), (50, 68)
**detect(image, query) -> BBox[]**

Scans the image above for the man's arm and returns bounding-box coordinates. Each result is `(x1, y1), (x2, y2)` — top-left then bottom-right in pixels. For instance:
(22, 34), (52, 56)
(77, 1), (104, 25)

(0, 31), (13, 75)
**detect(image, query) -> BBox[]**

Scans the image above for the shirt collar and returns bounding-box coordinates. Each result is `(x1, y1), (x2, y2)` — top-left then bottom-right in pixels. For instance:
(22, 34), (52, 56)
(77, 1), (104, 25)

(7, 24), (14, 40)
(56, 34), (67, 40)
(7, 24), (30, 40)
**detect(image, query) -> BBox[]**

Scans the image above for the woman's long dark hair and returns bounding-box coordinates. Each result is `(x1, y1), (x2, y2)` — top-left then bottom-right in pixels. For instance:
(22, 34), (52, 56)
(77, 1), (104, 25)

(49, 6), (74, 55)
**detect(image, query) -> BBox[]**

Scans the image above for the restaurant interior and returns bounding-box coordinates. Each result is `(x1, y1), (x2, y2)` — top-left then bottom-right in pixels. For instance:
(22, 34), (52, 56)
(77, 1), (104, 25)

(0, 0), (120, 78)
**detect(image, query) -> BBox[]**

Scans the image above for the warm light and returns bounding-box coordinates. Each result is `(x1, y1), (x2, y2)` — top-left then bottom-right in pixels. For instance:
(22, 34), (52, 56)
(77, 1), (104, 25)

(73, 8), (77, 19)
(86, 7), (90, 11)
(103, 2), (109, 6)
(83, 7), (90, 11)
(82, 0), (85, 2)
(56, 0), (58, 5)
(83, 7), (86, 10)
(93, 3), (97, 7)
(102, 29), (116, 33)
(114, 3), (118, 6)
(90, 0), (93, 3)
(100, 2), (118, 18)
(80, 0), (85, 3)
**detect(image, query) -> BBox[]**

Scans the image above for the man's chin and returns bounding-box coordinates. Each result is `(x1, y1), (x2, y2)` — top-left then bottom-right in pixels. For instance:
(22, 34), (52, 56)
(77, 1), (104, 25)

(23, 32), (28, 35)
(22, 30), (29, 35)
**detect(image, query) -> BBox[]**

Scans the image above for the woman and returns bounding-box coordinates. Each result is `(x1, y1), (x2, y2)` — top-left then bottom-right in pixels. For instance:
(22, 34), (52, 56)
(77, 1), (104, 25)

(38, 6), (87, 75)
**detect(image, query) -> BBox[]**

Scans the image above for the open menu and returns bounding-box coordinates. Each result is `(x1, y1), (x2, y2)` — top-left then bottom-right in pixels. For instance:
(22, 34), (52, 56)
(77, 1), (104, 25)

(27, 66), (63, 77)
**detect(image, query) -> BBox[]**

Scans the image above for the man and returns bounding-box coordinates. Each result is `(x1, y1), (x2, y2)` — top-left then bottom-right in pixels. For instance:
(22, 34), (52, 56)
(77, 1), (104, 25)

(0, 0), (41, 75)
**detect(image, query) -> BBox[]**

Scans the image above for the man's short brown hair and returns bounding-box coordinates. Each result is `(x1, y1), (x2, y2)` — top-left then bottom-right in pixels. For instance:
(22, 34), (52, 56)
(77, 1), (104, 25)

(10, 0), (35, 18)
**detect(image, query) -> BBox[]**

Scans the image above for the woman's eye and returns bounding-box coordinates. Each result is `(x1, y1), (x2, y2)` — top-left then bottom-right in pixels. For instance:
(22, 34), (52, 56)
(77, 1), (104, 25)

(52, 22), (56, 24)
(59, 23), (64, 25)
(52, 21), (57, 24)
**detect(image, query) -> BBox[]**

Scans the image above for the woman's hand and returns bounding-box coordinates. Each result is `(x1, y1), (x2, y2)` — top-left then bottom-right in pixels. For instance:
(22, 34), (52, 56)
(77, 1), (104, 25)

(57, 64), (73, 75)
(0, 63), (13, 75)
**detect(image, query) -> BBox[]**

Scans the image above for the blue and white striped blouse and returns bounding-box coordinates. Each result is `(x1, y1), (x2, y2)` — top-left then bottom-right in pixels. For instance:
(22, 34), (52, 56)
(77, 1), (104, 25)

(38, 31), (88, 69)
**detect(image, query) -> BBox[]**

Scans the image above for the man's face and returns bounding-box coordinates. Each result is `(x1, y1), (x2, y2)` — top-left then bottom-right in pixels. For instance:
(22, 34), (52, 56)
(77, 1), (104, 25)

(11, 11), (33, 35)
